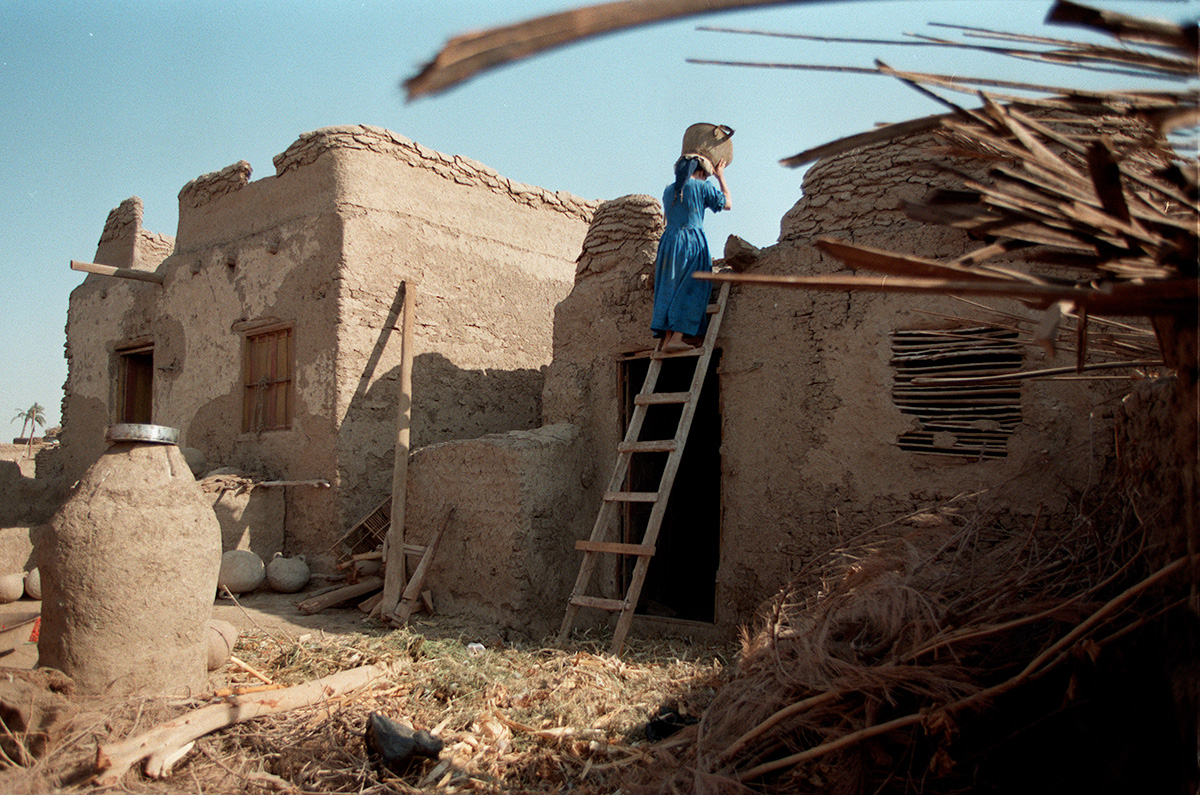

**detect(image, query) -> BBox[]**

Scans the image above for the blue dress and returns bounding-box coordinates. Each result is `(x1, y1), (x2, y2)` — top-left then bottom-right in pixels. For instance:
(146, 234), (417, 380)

(652, 177), (726, 338)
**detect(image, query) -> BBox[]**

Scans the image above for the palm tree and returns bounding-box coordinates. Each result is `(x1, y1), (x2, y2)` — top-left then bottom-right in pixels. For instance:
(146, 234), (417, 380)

(11, 403), (46, 458)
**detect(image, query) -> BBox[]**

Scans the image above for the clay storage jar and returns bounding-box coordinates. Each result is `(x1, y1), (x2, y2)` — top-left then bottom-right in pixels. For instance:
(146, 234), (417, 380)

(40, 428), (221, 696)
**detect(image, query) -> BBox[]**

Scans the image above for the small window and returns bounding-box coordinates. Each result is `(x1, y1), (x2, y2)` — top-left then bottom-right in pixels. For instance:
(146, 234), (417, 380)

(891, 327), (1022, 459)
(243, 326), (293, 432)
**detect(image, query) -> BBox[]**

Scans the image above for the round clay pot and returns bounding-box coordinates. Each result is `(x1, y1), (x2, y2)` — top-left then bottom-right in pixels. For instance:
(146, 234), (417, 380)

(207, 619), (238, 671)
(218, 550), (265, 594)
(0, 573), (24, 603)
(40, 440), (222, 696)
(265, 553), (310, 594)
(23, 567), (41, 600)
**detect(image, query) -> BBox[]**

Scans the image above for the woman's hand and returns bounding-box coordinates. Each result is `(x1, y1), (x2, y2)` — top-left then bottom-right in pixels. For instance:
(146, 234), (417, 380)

(714, 159), (731, 210)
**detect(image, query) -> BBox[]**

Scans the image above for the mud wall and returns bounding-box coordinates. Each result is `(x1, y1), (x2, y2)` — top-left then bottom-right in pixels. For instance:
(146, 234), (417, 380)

(544, 136), (1136, 636)
(304, 126), (594, 532)
(403, 423), (589, 638)
(61, 127), (593, 564)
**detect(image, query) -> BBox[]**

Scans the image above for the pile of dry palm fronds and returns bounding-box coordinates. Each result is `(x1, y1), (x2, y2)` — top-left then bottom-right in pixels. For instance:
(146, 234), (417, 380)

(615, 489), (1194, 794)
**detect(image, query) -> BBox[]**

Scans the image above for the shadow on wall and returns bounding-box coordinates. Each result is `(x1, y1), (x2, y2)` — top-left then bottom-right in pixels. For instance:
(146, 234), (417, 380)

(339, 350), (550, 535)
(408, 352), (545, 447)
(349, 280), (547, 450)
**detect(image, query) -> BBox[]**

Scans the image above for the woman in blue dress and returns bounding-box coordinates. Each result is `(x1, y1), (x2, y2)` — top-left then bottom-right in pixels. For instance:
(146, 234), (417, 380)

(652, 154), (731, 352)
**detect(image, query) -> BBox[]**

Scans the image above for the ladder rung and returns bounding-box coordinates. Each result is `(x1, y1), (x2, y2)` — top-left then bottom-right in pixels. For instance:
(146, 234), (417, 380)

(635, 392), (691, 405)
(651, 347), (703, 359)
(706, 303), (719, 314)
(570, 595), (628, 612)
(617, 440), (678, 453)
(576, 540), (656, 556)
(603, 491), (660, 502)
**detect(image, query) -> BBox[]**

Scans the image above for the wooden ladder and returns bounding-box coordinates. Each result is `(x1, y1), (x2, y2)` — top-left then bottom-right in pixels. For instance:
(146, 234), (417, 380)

(559, 281), (731, 654)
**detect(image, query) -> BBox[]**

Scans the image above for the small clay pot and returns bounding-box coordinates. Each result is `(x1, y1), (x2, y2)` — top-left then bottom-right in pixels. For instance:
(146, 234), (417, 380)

(0, 573), (24, 603)
(23, 568), (41, 600)
(217, 550), (265, 594)
(266, 553), (310, 594)
(207, 619), (238, 670)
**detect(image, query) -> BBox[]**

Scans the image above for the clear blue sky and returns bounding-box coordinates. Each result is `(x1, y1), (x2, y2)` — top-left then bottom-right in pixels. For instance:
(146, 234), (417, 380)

(1, 0), (1193, 431)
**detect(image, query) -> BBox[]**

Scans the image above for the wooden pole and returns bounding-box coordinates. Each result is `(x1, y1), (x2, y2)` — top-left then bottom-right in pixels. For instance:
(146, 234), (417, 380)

(70, 260), (165, 285)
(380, 281), (416, 616)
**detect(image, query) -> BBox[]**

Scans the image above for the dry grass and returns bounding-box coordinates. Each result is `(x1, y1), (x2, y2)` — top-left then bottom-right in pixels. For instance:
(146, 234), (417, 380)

(4, 625), (733, 794)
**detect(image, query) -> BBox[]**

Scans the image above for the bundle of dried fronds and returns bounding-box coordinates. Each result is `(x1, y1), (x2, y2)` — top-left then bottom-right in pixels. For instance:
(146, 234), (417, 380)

(620, 491), (1194, 794)
(696, 1), (1198, 366)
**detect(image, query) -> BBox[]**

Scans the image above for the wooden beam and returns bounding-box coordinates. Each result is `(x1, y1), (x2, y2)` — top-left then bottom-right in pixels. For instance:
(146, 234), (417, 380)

(380, 281), (416, 617)
(295, 577), (383, 615)
(71, 260), (164, 285)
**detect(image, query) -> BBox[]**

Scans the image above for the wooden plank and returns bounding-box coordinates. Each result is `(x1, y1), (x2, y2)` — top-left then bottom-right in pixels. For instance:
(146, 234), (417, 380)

(617, 440), (678, 453)
(71, 259), (165, 285)
(634, 392), (691, 405)
(357, 592), (384, 614)
(814, 238), (1018, 282)
(651, 346), (703, 359)
(390, 508), (452, 626)
(603, 490), (660, 503)
(380, 282), (416, 616)
(575, 540), (656, 556)
(296, 577), (383, 615)
(570, 595), (628, 612)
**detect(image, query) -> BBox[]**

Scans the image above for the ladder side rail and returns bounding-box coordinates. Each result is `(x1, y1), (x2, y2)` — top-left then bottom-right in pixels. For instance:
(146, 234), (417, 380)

(609, 282), (731, 653)
(565, 281), (732, 650)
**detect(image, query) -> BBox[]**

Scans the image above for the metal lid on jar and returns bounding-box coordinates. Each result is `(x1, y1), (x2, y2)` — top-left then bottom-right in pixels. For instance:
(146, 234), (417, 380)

(105, 423), (180, 445)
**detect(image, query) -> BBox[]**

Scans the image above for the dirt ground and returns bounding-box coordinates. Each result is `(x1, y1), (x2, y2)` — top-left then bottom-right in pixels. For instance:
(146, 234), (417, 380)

(0, 586), (523, 674)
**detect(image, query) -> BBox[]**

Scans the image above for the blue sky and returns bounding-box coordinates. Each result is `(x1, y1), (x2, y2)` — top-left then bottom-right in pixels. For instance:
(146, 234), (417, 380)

(1, 0), (1193, 431)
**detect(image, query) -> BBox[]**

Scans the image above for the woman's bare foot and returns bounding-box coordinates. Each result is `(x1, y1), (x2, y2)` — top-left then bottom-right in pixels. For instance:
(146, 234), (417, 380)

(660, 331), (693, 353)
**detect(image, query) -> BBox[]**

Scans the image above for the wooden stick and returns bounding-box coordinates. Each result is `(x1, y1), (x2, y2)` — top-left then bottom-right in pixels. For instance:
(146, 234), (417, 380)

(255, 479), (330, 488)
(228, 655), (273, 685)
(94, 663), (392, 785)
(358, 591), (384, 614)
(390, 509), (452, 626)
(70, 260), (165, 285)
(296, 577), (382, 615)
(381, 281), (416, 616)
(212, 684), (285, 698)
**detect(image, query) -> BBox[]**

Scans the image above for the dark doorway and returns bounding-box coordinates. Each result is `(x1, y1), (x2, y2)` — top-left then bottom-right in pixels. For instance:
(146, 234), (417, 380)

(619, 351), (721, 622)
(117, 346), (154, 424)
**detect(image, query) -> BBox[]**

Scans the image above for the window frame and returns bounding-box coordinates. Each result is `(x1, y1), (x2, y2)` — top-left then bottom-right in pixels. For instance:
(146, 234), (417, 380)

(115, 341), (155, 425)
(241, 323), (294, 433)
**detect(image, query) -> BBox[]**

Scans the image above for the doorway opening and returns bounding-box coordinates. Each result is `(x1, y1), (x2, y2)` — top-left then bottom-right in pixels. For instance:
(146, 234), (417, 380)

(117, 345), (154, 424)
(618, 350), (721, 623)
